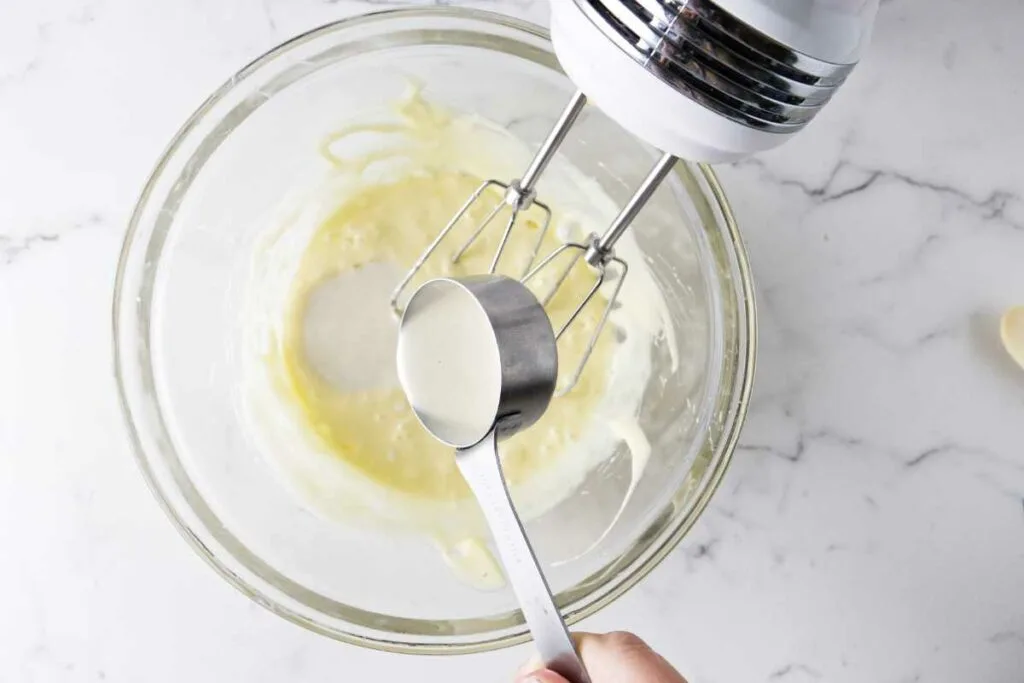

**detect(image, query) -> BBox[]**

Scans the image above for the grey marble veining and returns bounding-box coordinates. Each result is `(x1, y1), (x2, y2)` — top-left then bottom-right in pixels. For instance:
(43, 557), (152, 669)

(1, 0), (1022, 682)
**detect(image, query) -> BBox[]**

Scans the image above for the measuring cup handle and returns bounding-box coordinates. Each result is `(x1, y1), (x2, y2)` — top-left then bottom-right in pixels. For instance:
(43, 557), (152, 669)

(457, 431), (590, 683)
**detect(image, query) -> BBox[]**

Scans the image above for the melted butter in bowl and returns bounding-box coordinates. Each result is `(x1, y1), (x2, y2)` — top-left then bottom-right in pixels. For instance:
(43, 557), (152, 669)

(242, 91), (675, 587)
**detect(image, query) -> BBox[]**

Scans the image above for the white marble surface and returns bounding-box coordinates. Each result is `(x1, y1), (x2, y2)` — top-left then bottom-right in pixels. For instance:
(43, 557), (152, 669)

(2, 0), (1023, 681)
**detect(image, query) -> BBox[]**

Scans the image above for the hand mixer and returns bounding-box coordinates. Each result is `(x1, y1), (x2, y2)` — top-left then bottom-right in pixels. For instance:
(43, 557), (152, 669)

(392, 0), (880, 392)
(394, 2), (879, 680)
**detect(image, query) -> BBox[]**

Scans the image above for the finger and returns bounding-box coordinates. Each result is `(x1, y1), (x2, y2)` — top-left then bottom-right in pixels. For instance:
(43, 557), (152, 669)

(515, 632), (598, 679)
(516, 631), (688, 683)
(515, 670), (571, 683)
(579, 631), (689, 683)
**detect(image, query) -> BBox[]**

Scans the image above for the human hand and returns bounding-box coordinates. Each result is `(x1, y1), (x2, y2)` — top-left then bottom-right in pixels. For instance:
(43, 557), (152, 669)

(515, 631), (688, 683)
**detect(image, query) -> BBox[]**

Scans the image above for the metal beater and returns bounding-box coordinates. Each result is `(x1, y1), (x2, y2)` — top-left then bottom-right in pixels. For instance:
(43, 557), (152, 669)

(389, 91), (589, 306)
(389, 90), (678, 394)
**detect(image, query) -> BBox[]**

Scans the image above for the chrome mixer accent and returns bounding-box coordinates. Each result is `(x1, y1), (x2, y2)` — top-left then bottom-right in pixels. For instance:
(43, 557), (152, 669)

(574, 0), (856, 132)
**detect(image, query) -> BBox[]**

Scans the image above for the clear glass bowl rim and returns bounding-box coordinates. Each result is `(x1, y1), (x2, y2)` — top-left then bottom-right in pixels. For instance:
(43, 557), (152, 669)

(113, 6), (757, 655)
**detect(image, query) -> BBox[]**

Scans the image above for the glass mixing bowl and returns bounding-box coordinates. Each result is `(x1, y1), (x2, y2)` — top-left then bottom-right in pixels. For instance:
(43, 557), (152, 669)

(114, 8), (755, 653)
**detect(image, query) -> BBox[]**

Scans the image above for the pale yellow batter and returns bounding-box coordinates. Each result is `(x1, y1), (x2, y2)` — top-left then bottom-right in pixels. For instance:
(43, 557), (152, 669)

(273, 100), (614, 504)
(244, 92), (672, 585)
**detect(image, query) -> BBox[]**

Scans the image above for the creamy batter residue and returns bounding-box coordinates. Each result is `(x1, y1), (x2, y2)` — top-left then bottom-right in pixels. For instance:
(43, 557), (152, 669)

(241, 90), (674, 587)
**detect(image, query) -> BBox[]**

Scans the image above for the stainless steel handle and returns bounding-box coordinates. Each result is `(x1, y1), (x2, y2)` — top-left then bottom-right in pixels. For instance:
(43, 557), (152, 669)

(595, 152), (678, 257)
(519, 91), (588, 193)
(457, 430), (590, 683)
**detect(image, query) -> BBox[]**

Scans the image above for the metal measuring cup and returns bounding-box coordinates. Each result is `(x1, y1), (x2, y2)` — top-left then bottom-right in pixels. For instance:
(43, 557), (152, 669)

(397, 275), (589, 683)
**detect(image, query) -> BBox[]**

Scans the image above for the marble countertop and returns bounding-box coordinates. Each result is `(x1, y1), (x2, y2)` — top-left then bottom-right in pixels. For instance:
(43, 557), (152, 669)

(2, 0), (1022, 681)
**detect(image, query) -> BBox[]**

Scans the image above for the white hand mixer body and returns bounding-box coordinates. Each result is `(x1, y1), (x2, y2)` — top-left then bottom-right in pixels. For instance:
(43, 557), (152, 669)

(553, 0), (880, 162)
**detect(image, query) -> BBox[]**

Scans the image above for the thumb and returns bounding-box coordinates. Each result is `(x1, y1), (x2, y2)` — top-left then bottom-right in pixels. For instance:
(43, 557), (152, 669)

(515, 670), (570, 683)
